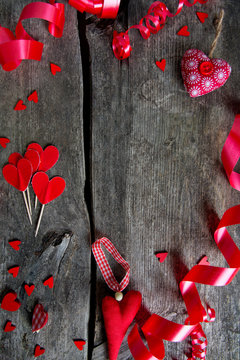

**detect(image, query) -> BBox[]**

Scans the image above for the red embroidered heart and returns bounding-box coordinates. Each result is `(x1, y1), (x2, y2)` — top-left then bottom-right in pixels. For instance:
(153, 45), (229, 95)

(0, 137), (10, 148)
(196, 12), (208, 23)
(14, 100), (26, 111)
(8, 266), (20, 278)
(43, 276), (54, 289)
(155, 252), (168, 263)
(32, 172), (66, 204)
(198, 256), (209, 266)
(8, 239), (21, 251)
(1, 292), (21, 311)
(8, 152), (23, 165)
(3, 158), (33, 191)
(27, 143), (43, 155)
(38, 145), (59, 172)
(4, 320), (16, 332)
(28, 90), (38, 103)
(181, 49), (231, 97)
(102, 290), (142, 360)
(24, 149), (40, 173)
(32, 304), (48, 332)
(34, 345), (45, 357)
(156, 59), (166, 72)
(50, 63), (61, 75)
(177, 25), (190, 37)
(24, 284), (35, 296)
(73, 340), (86, 351)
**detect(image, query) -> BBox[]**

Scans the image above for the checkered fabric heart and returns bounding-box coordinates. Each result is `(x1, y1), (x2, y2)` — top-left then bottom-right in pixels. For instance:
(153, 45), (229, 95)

(32, 304), (48, 333)
(92, 237), (130, 292)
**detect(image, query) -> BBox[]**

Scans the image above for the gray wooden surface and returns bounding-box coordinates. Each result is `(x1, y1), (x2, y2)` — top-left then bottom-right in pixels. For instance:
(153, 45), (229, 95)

(0, 0), (239, 359)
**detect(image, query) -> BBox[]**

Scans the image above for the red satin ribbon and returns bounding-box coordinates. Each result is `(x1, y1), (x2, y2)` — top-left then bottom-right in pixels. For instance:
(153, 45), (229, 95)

(0, 1), (65, 71)
(112, 0), (208, 60)
(128, 115), (240, 359)
(68, 0), (120, 19)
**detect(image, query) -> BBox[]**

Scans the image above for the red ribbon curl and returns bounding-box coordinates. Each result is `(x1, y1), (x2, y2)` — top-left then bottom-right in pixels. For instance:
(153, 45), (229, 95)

(68, 0), (120, 19)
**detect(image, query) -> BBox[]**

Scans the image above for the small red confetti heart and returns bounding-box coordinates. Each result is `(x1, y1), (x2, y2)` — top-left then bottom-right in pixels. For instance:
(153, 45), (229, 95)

(1, 292), (21, 311)
(24, 284), (35, 296)
(14, 100), (27, 111)
(4, 320), (16, 332)
(50, 63), (61, 75)
(196, 12), (208, 24)
(177, 26), (190, 37)
(0, 137), (10, 148)
(73, 340), (86, 351)
(8, 266), (20, 278)
(156, 59), (166, 72)
(8, 239), (21, 251)
(28, 90), (38, 103)
(198, 256), (209, 266)
(43, 276), (54, 289)
(32, 304), (48, 332)
(155, 252), (168, 263)
(34, 345), (45, 357)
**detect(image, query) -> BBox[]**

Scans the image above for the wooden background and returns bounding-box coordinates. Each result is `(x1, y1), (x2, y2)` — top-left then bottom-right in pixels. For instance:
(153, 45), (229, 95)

(0, 0), (239, 359)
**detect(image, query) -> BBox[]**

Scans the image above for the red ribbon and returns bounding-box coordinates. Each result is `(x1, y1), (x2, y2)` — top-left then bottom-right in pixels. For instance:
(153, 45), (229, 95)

(0, 1), (65, 71)
(68, 0), (120, 19)
(112, 0), (208, 60)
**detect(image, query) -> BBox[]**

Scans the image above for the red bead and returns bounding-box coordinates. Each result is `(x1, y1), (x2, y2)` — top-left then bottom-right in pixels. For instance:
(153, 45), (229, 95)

(199, 61), (213, 76)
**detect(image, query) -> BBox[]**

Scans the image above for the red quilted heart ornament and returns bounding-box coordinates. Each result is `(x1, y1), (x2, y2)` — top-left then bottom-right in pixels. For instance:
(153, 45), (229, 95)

(73, 340), (86, 351)
(1, 292), (21, 311)
(32, 304), (48, 333)
(14, 100), (26, 111)
(43, 276), (54, 289)
(32, 172), (66, 204)
(4, 320), (16, 332)
(2, 158), (33, 191)
(24, 284), (35, 296)
(102, 290), (142, 360)
(50, 62), (61, 75)
(28, 90), (38, 103)
(24, 149), (40, 173)
(0, 137), (10, 148)
(34, 345), (45, 357)
(181, 49), (231, 97)
(8, 239), (21, 251)
(8, 266), (20, 278)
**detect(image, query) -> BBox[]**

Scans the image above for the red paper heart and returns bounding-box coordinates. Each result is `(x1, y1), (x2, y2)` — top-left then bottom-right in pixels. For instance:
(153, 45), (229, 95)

(43, 276), (54, 289)
(8, 239), (21, 251)
(34, 345), (45, 357)
(50, 63), (61, 75)
(198, 256), (209, 266)
(4, 320), (16, 332)
(3, 158), (33, 191)
(32, 304), (48, 332)
(8, 266), (20, 278)
(196, 12), (208, 23)
(0, 137), (10, 148)
(14, 100), (26, 111)
(102, 290), (142, 360)
(28, 90), (38, 103)
(155, 252), (168, 263)
(73, 340), (86, 351)
(181, 49), (231, 97)
(156, 59), (166, 72)
(32, 172), (66, 204)
(24, 149), (40, 173)
(177, 25), (190, 36)
(24, 284), (35, 296)
(1, 292), (21, 311)
(38, 145), (59, 172)
(27, 143), (43, 155)
(8, 152), (23, 165)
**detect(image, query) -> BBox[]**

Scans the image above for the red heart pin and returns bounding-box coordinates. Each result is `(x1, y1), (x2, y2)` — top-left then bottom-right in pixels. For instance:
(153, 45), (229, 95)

(8, 239), (21, 251)
(8, 152), (23, 166)
(38, 145), (59, 172)
(50, 63), (61, 75)
(102, 290), (142, 360)
(43, 276), (54, 289)
(4, 320), (16, 332)
(8, 266), (20, 278)
(155, 252), (168, 263)
(1, 292), (21, 312)
(156, 59), (166, 72)
(196, 12), (208, 23)
(28, 90), (38, 103)
(177, 25), (190, 37)
(32, 304), (48, 332)
(32, 172), (66, 204)
(24, 149), (40, 173)
(198, 256), (209, 266)
(34, 345), (45, 357)
(14, 100), (26, 111)
(0, 137), (10, 148)
(3, 158), (33, 191)
(27, 143), (43, 155)
(24, 284), (35, 296)
(73, 340), (86, 351)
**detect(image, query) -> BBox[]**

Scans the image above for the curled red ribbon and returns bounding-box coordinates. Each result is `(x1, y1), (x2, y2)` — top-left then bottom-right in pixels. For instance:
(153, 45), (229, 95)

(68, 0), (120, 19)
(112, 0), (208, 60)
(0, 1), (65, 71)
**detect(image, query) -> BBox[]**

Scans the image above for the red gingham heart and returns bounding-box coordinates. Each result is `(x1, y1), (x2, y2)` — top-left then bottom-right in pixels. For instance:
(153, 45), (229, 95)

(181, 49), (231, 98)
(32, 304), (48, 333)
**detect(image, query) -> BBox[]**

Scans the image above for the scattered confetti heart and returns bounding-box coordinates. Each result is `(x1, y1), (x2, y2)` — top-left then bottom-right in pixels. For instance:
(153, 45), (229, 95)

(8, 266), (20, 278)
(0, 137), (10, 148)
(32, 304), (48, 333)
(1, 292), (21, 311)
(156, 59), (166, 72)
(8, 239), (21, 251)
(24, 284), (35, 296)
(14, 100), (27, 111)
(43, 276), (54, 289)
(196, 12), (208, 23)
(177, 25), (190, 37)
(50, 63), (61, 75)
(34, 345), (45, 357)
(198, 256), (210, 266)
(28, 90), (38, 103)
(73, 339), (86, 351)
(155, 252), (168, 263)
(4, 320), (16, 332)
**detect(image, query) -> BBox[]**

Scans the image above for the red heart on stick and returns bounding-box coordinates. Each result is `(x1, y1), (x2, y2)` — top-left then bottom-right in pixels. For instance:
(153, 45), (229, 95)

(8, 266), (20, 278)
(50, 63), (61, 75)
(24, 149), (40, 173)
(14, 100), (26, 111)
(24, 284), (35, 296)
(32, 172), (66, 204)
(156, 59), (166, 72)
(4, 320), (16, 332)
(8, 152), (23, 165)
(8, 239), (21, 251)
(102, 290), (142, 360)
(32, 304), (48, 332)
(3, 158), (33, 191)
(0, 137), (10, 148)
(38, 145), (59, 172)
(28, 90), (38, 103)
(177, 25), (190, 36)
(1, 292), (21, 311)
(155, 252), (168, 263)
(73, 340), (86, 351)
(43, 276), (54, 289)
(196, 12), (208, 23)
(34, 345), (45, 357)
(27, 143), (43, 155)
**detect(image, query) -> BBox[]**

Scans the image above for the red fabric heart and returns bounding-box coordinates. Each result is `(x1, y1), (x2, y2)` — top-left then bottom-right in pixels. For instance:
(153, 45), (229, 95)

(24, 284), (35, 296)
(177, 25), (190, 36)
(27, 143), (43, 155)
(0, 137), (10, 148)
(102, 290), (142, 360)
(38, 145), (59, 172)
(4, 320), (16, 332)
(34, 345), (45, 357)
(50, 63), (61, 75)
(14, 100), (26, 111)
(3, 158), (33, 191)
(28, 90), (38, 103)
(198, 256), (209, 266)
(24, 149), (40, 173)
(196, 12), (208, 23)
(8, 266), (20, 278)
(32, 304), (48, 332)
(156, 59), (166, 72)
(32, 172), (66, 204)
(8, 152), (23, 165)
(43, 276), (54, 289)
(181, 49), (231, 97)
(1, 292), (21, 311)
(73, 340), (86, 351)
(155, 252), (168, 263)
(8, 239), (21, 251)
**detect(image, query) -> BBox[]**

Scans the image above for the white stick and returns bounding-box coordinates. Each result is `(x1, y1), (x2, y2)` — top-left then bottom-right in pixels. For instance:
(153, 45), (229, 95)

(23, 191), (32, 225)
(27, 187), (32, 216)
(35, 196), (38, 209)
(35, 204), (45, 237)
